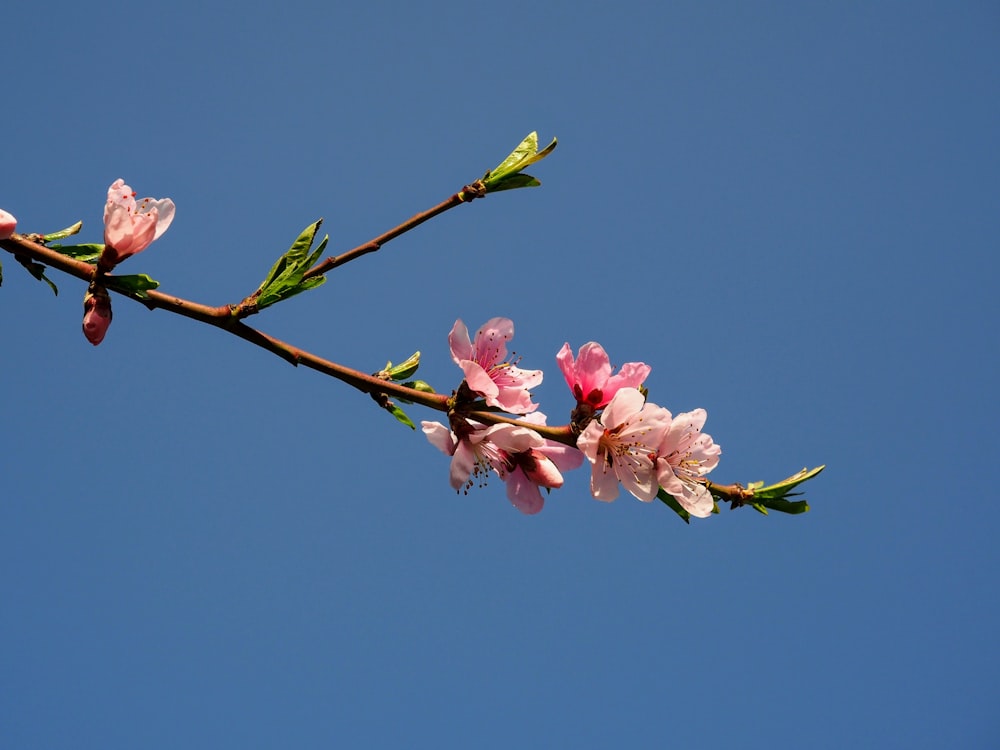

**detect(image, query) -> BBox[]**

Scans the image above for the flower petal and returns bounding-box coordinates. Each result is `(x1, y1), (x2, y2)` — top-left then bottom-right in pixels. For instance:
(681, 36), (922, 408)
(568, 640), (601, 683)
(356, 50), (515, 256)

(448, 319), (473, 363)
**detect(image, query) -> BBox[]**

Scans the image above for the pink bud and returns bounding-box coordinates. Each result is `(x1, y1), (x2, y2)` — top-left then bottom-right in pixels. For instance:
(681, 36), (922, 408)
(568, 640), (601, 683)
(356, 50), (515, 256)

(82, 285), (113, 345)
(0, 209), (16, 240)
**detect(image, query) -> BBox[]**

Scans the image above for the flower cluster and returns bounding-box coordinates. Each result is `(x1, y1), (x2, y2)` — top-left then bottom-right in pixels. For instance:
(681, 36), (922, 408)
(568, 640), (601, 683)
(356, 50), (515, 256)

(423, 318), (721, 516)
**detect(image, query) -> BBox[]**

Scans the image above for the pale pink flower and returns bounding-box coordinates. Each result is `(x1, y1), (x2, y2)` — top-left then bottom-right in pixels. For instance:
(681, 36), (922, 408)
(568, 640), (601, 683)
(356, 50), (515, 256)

(449, 317), (542, 414)
(82, 285), (113, 345)
(0, 209), (16, 240)
(556, 341), (650, 408)
(421, 414), (581, 514)
(655, 408), (721, 518)
(576, 387), (672, 502)
(100, 178), (175, 270)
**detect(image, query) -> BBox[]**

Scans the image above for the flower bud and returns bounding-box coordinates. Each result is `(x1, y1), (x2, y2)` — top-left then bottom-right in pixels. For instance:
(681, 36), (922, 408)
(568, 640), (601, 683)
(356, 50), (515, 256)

(0, 209), (17, 240)
(82, 285), (113, 345)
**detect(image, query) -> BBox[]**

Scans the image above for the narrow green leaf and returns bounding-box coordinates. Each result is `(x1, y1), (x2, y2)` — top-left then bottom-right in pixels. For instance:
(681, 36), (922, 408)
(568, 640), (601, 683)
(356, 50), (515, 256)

(385, 351), (421, 381)
(751, 465), (826, 501)
(388, 404), (416, 430)
(16, 256), (58, 295)
(486, 174), (542, 193)
(107, 273), (160, 300)
(49, 243), (104, 263)
(758, 497), (811, 514)
(41, 221), (83, 242)
(482, 131), (558, 193)
(251, 220), (329, 310)
(656, 488), (691, 523)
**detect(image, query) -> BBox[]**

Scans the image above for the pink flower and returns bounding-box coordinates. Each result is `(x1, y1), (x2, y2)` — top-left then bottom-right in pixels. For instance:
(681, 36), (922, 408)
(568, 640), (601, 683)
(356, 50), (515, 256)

(422, 414), (581, 514)
(0, 209), (16, 240)
(449, 318), (542, 414)
(556, 342), (650, 408)
(576, 387), (672, 502)
(503, 413), (584, 513)
(100, 179), (175, 270)
(655, 408), (721, 518)
(82, 285), (113, 345)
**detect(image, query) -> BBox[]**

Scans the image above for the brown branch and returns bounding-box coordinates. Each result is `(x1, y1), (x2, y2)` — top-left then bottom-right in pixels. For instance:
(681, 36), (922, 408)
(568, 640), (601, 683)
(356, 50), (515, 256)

(302, 184), (484, 280)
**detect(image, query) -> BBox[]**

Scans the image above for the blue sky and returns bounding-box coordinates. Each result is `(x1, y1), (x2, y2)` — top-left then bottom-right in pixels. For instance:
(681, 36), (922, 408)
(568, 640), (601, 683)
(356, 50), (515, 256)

(2, 2), (998, 747)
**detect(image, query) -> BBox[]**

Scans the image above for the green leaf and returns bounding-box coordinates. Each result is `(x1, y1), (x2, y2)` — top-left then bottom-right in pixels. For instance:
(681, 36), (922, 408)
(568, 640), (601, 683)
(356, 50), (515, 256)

(482, 131), (557, 193)
(251, 220), (328, 310)
(747, 465), (824, 515)
(107, 273), (160, 300)
(16, 256), (58, 295)
(384, 351), (421, 381)
(49, 243), (104, 263)
(758, 497), (810, 514)
(41, 221), (83, 242)
(388, 403), (416, 430)
(486, 174), (542, 193)
(395, 380), (436, 405)
(656, 488), (691, 523)
(751, 465), (825, 501)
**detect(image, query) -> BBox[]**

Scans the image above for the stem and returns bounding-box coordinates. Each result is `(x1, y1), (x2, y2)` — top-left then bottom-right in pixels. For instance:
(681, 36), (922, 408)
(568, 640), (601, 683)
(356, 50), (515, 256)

(0, 232), (459, 416)
(703, 479), (755, 507)
(302, 185), (483, 279)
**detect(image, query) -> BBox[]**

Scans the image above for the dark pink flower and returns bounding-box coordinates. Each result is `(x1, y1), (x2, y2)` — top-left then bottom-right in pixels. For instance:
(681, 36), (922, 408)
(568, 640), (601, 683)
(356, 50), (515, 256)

(556, 342), (650, 409)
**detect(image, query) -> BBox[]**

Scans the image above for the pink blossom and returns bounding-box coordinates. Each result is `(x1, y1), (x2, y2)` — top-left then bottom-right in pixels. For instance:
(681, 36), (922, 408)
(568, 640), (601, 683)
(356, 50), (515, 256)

(421, 414), (581, 514)
(556, 342), (650, 408)
(0, 209), (16, 240)
(449, 318), (542, 414)
(503, 412), (584, 513)
(82, 285), (113, 345)
(100, 179), (175, 270)
(655, 408), (721, 518)
(576, 387), (672, 502)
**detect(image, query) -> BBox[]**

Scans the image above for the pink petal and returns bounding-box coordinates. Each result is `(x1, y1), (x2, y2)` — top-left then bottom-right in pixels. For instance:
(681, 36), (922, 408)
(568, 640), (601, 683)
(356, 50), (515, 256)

(472, 317), (514, 366)
(602, 361), (651, 404)
(460, 360), (500, 402)
(140, 197), (175, 240)
(448, 319), (473, 363)
(601, 387), (646, 427)
(574, 342), (613, 395)
(0, 209), (16, 240)
(676, 484), (715, 518)
(520, 450), (564, 489)
(505, 469), (545, 514)
(421, 421), (457, 456)
(589, 459), (621, 502)
(449, 441), (477, 490)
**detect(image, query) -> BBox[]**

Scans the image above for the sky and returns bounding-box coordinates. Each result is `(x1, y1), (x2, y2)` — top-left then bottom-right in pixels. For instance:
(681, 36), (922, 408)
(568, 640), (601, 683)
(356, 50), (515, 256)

(2, 2), (998, 747)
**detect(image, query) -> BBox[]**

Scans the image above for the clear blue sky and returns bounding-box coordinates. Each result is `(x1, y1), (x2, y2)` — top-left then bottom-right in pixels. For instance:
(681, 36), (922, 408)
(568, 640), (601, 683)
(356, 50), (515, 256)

(2, 2), (998, 747)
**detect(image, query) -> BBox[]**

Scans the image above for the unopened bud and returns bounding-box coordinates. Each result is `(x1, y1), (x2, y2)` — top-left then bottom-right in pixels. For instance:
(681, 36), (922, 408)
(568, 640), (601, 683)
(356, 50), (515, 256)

(0, 209), (17, 240)
(82, 284), (113, 346)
